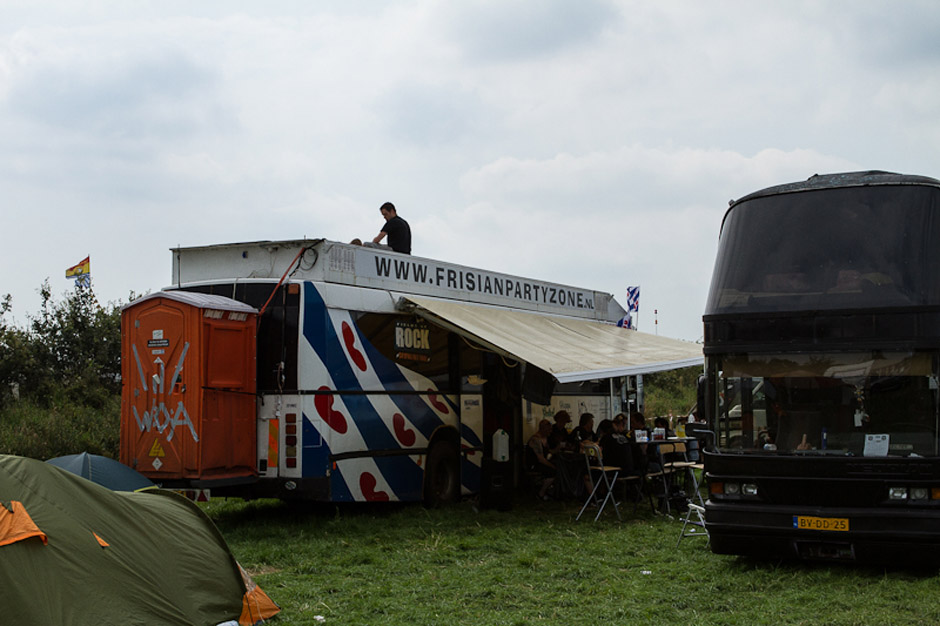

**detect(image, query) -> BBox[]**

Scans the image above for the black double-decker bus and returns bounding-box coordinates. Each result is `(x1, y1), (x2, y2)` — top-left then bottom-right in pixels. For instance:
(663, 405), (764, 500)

(702, 171), (940, 565)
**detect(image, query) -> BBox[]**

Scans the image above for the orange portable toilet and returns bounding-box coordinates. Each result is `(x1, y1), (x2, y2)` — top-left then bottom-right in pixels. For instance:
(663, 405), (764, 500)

(121, 291), (258, 485)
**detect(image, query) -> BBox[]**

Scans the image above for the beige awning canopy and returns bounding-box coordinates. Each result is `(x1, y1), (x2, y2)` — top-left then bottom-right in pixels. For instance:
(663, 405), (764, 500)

(398, 295), (703, 384)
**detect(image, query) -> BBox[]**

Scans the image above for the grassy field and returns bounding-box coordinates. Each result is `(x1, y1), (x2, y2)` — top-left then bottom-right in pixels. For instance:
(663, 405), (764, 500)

(205, 495), (940, 626)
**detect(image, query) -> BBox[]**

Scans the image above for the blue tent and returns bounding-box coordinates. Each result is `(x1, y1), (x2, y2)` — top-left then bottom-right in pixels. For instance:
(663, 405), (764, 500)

(46, 452), (155, 492)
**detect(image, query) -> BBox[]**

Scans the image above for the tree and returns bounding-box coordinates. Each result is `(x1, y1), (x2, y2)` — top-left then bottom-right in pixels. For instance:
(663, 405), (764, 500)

(0, 282), (124, 458)
(643, 366), (700, 419)
(0, 295), (30, 409)
(14, 280), (122, 408)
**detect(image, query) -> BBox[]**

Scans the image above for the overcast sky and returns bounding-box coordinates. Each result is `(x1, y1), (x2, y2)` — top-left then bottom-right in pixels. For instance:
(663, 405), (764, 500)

(2, 1), (939, 341)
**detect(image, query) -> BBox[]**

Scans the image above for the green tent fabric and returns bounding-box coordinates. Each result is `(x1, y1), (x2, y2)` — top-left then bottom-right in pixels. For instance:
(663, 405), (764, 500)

(0, 454), (272, 625)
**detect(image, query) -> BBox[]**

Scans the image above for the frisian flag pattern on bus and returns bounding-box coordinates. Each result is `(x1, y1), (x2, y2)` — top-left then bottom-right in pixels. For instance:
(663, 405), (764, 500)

(299, 282), (483, 502)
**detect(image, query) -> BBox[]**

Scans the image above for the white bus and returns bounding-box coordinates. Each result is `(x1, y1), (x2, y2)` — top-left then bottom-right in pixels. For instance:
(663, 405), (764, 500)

(121, 239), (702, 505)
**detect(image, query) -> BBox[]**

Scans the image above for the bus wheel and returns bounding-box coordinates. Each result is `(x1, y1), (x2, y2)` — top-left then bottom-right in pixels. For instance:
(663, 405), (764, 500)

(424, 442), (460, 507)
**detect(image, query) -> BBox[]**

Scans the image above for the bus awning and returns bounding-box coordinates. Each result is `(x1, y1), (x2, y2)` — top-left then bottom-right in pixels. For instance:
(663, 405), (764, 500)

(398, 295), (703, 384)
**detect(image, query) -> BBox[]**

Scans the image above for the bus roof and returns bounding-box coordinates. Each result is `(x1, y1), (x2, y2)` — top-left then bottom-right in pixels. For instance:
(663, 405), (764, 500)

(729, 170), (940, 210)
(170, 238), (627, 323)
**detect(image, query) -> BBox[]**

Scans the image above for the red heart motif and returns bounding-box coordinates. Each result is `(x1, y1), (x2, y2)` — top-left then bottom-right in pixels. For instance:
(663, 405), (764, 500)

(427, 391), (449, 414)
(393, 413), (416, 446)
(314, 388), (348, 434)
(360, 472), (389, 501)
(342, 321), (367, 372)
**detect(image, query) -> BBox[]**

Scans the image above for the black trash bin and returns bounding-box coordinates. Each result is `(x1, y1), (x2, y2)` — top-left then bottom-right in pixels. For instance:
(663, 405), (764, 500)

(480, 457), (513, 511)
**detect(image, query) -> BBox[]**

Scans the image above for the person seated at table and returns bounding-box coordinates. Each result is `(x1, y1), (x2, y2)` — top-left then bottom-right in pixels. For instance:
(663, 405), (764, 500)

(625, 412), (661, 475)
(629, 412), (648, 434)
(548, 410), (573, 452)
(567, 412), (597, 447)
(613, 413), (628, 434)
(597, 419), (640, 477)
(627, 412), (649, 448)
(525, 419), (556, 500)
(653, 416), (676, 438)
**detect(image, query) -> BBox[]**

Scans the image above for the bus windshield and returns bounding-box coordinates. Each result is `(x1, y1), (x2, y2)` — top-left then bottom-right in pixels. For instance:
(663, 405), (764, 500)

(705, 186), (940, 315)
(714, 350), (940, 457)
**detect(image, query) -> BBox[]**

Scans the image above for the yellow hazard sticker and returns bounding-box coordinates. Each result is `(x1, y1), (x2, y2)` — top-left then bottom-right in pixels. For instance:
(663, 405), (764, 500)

(149, 440), (166, 457)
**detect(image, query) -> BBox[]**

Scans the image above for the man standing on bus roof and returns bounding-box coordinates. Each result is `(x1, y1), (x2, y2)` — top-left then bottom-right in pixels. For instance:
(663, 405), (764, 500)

(373, 202), (411, 254)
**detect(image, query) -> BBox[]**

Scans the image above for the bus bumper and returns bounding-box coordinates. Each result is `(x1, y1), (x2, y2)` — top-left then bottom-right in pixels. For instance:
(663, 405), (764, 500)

(705, 501), (940, 566)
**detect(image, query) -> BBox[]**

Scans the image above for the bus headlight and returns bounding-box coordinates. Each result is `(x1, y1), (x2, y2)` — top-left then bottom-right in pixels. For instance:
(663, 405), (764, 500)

(709, 481), (759, 499)
(910, 487), (929, 501)
(888, 486), (908, 500)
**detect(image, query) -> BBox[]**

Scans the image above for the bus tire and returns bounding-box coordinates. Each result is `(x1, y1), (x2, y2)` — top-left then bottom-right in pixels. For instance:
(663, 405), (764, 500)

(424, 442), (460, 507)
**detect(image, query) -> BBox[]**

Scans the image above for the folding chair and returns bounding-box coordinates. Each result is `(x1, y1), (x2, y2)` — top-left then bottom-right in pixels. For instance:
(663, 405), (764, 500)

(663, 442), (705, 508)
(576, 443), (621, 522)
(645, 442), (677, 515)
(687, 459), (706, 508)
(676, 503), (709, 547)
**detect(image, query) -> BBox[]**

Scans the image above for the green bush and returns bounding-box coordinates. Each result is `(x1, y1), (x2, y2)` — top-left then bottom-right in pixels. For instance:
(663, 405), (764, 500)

(0, 280), (124, 459)
(0, 395), (120, 459)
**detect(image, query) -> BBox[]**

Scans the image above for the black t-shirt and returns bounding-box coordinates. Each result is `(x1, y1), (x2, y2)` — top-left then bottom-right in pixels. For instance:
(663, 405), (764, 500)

(567, 426), (595, 445)
(600, 433), (636, 474)
(548, 425), (568, 451)
(382, 215), (411, 254)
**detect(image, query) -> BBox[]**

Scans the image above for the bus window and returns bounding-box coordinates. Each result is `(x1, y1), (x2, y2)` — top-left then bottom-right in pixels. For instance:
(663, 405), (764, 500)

(713, 351), (938, 457)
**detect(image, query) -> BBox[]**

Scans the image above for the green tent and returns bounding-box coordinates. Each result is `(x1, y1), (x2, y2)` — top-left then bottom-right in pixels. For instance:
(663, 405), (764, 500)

(0, 455), (278, 625)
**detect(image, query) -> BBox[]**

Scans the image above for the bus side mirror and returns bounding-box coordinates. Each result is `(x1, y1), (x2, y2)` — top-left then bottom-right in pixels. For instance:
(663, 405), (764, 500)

(696, 374), (710, 424)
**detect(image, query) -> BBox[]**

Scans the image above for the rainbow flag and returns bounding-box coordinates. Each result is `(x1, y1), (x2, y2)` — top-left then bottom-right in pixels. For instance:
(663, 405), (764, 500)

(65, 256), (90, 278)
